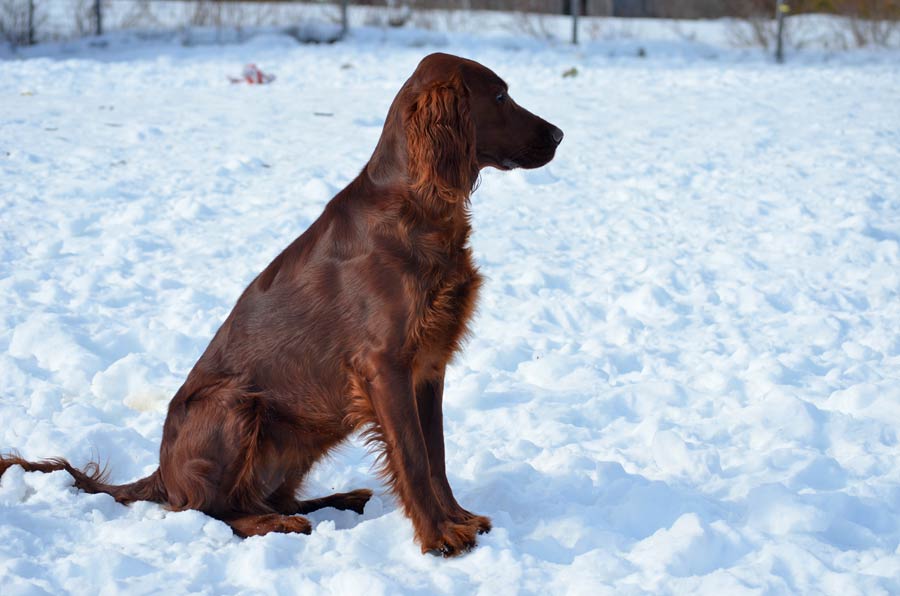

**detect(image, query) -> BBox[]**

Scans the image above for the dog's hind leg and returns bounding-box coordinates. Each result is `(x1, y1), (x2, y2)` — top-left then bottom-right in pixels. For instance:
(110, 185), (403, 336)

(266, 479), (372, 515)
(293, 489), (373, 515)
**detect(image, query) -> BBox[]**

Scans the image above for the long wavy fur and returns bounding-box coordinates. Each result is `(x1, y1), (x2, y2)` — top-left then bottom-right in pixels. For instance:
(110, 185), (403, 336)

(0, 450), (166, 504)
(405, 73), (479, 212)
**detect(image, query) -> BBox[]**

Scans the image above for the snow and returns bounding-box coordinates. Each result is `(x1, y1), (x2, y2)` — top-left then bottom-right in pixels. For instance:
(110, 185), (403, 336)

(2, 15), (900, 595)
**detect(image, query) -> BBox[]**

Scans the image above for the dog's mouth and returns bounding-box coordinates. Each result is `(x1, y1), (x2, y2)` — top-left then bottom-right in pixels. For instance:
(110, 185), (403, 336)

(477, 150), (510, 171)
(480, 144), (558, 171)
(506, 144), (559, 170)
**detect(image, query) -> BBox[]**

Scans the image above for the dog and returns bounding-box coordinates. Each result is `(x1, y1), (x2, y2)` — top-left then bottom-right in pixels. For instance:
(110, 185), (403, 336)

(0, 52), (562, 556)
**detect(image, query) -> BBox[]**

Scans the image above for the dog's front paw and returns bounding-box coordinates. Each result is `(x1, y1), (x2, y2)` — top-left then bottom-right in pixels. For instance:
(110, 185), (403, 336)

(450, 508), (492, 535)
(466, 513), (492, 535)
(420, 520), (480, 557)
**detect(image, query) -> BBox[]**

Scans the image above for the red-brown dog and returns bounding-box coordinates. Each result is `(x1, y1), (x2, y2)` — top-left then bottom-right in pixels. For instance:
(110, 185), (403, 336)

(1, 52), (562, 556)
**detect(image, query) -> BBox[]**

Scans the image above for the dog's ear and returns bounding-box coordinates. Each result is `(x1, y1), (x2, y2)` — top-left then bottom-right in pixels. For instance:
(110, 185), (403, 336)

(405, 74), (477, 208)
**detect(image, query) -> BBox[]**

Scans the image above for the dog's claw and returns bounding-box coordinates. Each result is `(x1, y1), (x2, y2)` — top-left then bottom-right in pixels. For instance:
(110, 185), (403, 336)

(426, 541), (473, 558)
(426, 545), (450, 557)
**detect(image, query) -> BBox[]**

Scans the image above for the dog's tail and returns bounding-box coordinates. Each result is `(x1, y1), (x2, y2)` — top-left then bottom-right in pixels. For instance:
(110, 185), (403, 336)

(0, 451), (167, 505)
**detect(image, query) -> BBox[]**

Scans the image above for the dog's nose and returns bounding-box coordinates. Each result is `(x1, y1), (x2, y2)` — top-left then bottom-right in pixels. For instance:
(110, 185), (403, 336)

(550, 126), (564, 145)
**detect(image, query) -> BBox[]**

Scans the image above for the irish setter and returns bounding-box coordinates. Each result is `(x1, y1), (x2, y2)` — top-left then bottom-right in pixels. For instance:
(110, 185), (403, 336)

(0, 53), (562, 556)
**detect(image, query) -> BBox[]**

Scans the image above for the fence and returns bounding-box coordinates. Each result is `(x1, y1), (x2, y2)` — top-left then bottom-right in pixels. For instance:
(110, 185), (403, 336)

(0, 0), (766, 45)
(1, 0), (350, 45)
(2, 1), (897, 51)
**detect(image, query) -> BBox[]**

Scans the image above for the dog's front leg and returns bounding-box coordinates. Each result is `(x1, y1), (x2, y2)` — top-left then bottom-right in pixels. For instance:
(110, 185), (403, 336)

(367, 360), (480, 556)
(416, 373), (491, 535)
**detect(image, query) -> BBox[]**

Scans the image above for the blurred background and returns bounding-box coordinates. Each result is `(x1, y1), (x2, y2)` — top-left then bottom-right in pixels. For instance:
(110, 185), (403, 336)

(3, 0), (898, 51)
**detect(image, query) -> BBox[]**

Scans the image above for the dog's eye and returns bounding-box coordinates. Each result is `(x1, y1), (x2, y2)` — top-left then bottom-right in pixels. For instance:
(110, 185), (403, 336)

(495, 92), (506, 103)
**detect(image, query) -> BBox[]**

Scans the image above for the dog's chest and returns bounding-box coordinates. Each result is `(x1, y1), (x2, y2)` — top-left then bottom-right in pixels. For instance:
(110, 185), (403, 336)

(409, 250), (482, 366)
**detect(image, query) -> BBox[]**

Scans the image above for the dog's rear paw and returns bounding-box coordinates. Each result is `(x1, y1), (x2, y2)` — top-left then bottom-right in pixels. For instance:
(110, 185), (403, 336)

(339, 488), (373, 514)
(275, 515), (313, 535)
(227, 513), (312, 538)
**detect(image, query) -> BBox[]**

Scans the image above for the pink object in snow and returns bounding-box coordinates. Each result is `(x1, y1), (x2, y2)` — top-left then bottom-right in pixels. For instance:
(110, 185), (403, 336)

(230, 64), (276, 85)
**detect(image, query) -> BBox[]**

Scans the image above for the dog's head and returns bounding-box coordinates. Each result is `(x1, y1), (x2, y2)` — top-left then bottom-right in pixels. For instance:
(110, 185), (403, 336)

(370, 53), (563, 205)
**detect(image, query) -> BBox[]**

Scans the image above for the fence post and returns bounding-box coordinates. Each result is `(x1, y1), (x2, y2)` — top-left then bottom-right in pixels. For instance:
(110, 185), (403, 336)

(340, 0), (349, 38)
(27, 0), (35, 45)
(567, 0), (583, 45)
(93, 0), (103, 36)
(775, 1), (788, 63)
(572, 0), (579, 45)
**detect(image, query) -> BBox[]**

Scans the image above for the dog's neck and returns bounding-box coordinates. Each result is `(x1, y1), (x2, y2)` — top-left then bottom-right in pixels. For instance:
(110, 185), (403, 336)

(368, 126), (474, 243)
(367, 114), (408, 190)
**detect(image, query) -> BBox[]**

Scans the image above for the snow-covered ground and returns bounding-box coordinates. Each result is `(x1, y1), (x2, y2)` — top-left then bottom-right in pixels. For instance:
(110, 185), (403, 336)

(2, 17), (900, 595)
